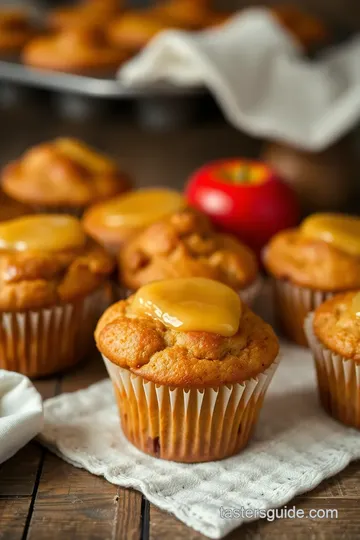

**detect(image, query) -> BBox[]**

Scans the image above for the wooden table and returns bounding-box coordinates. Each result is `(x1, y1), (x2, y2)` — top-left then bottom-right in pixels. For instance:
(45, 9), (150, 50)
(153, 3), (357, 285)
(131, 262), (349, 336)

(0, 102), (360, 540)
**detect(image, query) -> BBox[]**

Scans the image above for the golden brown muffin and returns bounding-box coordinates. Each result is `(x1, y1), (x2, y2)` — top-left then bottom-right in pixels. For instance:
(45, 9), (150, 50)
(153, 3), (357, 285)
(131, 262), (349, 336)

(305, 291), (360, 428)
(2, 138), (131, 215)
(83, 188), (187, 253)
(0, 8), (33, 54)
(264, 216), (360, 292)
(48, 0), (122, 31)
(264, 213), (360, 346)
(96, 288), (278, 386)
(0, 214), (114, 311)
(119, 208), (259, 293)
(22, 27), (127, 74)
(96, 277), (279, 461)
(108, 12), (170, 53)
(312, 292), (360, 362)
(0, 214), (114, 377)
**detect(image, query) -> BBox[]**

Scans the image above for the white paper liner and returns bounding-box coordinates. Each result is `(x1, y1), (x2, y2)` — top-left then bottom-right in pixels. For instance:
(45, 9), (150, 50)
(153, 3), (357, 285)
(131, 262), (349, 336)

(305, 313), (360, 429)
(103, 354), (279, 462)
(0, 288), (102, 377)
(273, 279), (335, 346)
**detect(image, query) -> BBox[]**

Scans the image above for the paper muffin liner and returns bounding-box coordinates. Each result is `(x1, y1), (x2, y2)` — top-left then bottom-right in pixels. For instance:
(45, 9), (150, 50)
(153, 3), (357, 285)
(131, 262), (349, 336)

(103, 355), (279, 463)
(31, 204), (85, 218)
(0, 288), (102, 378)
(272, 279), (335, 346)
(113, 275), (264, 306)
(305, 314), (360, 429)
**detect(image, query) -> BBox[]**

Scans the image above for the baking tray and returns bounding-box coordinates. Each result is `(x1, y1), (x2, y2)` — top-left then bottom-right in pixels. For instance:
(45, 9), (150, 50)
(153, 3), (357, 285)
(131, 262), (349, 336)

(0, 57), (205, 129)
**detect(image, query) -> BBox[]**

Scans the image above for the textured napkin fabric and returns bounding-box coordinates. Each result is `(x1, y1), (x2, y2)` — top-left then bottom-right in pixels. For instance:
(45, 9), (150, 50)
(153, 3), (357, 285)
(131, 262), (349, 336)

(0, 370), (43, 464)
(40, 344), (360, 538)
(119, 9), (360, 151)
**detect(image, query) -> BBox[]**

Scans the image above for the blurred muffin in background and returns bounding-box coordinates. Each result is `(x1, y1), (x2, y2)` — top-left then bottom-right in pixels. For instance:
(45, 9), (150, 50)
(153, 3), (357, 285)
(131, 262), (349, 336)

(0, 214), (114, 378)
(48, 0), (122, 31)
(22, 27), (128, 74)
(0, 8), (33, 55)
(118, 207), (261, 305)
(83, 188), (187, 253)
(108, 12), (170, 53)
(2, 138), (131, 217)
(264, 213), (360, 346)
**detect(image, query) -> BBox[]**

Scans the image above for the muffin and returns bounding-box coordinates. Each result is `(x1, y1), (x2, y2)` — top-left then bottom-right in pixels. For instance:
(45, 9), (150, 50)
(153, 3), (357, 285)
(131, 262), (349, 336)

(153, 0), (211, 30)
(118, 207), (262, 305)
(95, 277), (279, 462)
(83, 188), (187, 253)
(304, 292), (360, 428)
(263, 213), (360, 346)
(2, 138), (130, 217)
(0, 214), (114, 377)
(48, 0), (122, 31)
(108, 12), (170, 54)
(0, 8), (33, 55)
(22, 27), (127, 74)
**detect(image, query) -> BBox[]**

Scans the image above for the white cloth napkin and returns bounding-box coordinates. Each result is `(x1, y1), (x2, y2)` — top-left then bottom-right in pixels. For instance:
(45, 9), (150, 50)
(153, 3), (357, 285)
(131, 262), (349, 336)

(0, 370), (43, 464)
(118, 9), (360, 151)
(40, 343), (360, 538)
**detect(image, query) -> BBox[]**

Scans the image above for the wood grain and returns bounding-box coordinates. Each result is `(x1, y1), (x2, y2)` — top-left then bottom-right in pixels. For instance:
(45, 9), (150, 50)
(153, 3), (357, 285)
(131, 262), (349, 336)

(0, 499), (33, 540)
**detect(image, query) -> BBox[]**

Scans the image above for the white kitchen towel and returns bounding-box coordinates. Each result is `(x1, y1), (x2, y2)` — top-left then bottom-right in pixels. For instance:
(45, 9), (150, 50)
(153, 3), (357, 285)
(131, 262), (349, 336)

(0, 370), (43, 464)
(40, 343), (360, 539)
(118, 9), (360, 151)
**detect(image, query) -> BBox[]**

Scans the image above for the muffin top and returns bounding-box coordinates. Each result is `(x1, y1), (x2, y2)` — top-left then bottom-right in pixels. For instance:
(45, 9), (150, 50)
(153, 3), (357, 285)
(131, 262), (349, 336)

(264, 213), (360, 291)
(118, 208), (258, 290)
(83, 188), (186, 250)
(0, 190), (31, 222)
(22, 28), (127, 74)
(108, 12), (169, 51)
(0, 214), (114, 311)
(95, 277), (279, 386)
(2, 138), (130, 207)
(313, 292), (360, 362)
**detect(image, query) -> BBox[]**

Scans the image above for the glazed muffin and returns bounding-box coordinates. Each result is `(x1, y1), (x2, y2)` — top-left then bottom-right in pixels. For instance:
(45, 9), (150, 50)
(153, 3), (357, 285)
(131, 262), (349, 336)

(95, 277), (279, 462)
(108, 12), (170, 53)
(83, 188), (186, 253)
(2, 138), (130, 216)
(263, 213), (360, 346)
(0, 214), (114, 377)
(48, 0), (122, 31)
(304, 292), (360, 428)
(22, 27), (127, 74)
(118, 207), (261, 305)
(0, 8), (33, 55)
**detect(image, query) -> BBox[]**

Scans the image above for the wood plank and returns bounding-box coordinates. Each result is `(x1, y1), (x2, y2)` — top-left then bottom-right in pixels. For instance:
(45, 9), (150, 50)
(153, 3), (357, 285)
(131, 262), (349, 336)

(0, 499), (32, 540)
(0, 443), (42, 497)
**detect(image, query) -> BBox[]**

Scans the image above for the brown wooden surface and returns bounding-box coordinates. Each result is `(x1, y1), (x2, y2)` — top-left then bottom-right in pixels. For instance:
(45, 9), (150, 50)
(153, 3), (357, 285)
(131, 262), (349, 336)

(0, 97), (360, 540)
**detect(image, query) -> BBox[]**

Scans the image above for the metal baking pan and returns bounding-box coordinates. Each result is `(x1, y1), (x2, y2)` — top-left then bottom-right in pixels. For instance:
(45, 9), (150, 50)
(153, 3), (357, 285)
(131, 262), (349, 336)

(0, 58), (204, 129)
